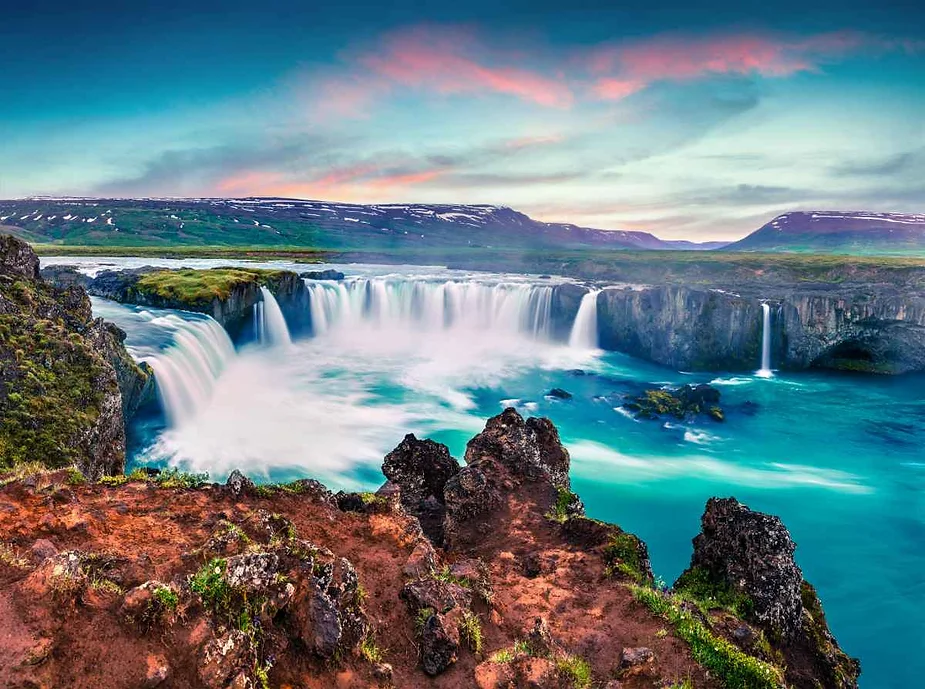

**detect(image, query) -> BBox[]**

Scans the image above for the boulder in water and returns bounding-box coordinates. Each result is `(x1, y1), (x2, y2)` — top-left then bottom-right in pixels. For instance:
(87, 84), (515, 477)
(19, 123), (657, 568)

(623, 384), (723, 422)
(545, 388), (572, 400)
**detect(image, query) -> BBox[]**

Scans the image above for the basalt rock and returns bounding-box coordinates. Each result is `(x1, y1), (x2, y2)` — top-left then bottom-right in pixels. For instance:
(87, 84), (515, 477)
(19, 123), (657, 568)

(678, 497), (860, 688)
(464, 407), (571, 490)
(382, 434), (460, 544)
(623, 384), (723, 422)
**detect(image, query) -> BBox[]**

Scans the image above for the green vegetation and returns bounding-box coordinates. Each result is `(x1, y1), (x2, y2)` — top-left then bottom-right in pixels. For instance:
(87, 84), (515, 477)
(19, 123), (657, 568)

(675, 566), (754, 618)
(630, 585), (784, 689)
(603, 532), (649, 583)
(190, 558), (235, 616)
(0, 278), (114, 472)
(0, 542), (30, 569)
(546, 486), (579, 522)
(153, 468), (210, 489)
(358, 635), (385, 663)
(555, 653), (593, 689)
(134, 267), (289, 305)
(488, 640), (532, 664)
(65, 468), (87, 485)
(458, 610), (483, 655)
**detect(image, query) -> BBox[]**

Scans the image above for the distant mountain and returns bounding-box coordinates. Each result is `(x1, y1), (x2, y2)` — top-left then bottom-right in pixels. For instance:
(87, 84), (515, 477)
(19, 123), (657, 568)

(726, 211), (925, 254)
(0, 197), (724, 251)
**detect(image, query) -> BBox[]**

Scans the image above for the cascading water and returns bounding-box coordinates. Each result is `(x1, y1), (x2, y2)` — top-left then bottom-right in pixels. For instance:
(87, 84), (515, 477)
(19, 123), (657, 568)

(256, 286), (292, 347)
(302, 278), (556, 340)
(568, 290), (600, 349)
(757, 302), (773, 377)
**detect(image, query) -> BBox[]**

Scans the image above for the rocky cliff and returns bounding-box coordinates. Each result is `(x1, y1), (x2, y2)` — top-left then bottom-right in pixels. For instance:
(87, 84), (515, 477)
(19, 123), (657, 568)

(43, 266), (311, 342)
(0, 236), (151, 478)
(554, 282), (925, 374)
(0, 409), (857, 689)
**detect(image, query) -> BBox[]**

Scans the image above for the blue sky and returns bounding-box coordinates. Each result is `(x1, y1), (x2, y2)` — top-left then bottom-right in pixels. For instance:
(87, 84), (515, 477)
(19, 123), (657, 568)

(1, 0), (922, 239)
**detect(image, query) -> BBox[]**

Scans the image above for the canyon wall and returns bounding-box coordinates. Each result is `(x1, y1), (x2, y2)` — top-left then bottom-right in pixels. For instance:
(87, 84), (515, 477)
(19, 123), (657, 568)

(557, 283), (925, 374)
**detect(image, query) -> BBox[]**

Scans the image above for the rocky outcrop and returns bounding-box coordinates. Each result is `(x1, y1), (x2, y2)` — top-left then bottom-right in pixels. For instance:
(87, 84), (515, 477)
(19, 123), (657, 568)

(0, 236), (150, 477)
(0, 416), (858, 689)
(623, 383), (724, 422)
(382, 434), (460, 545)
(46, 266), (311, 342)
(676, 497), (860, 688)
(301, 269), (345, 280)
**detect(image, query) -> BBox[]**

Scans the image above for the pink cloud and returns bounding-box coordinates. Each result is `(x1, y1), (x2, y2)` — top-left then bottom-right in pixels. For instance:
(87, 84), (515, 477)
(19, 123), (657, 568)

(586, 30), (918, 100)
(342, 25), (573, 109)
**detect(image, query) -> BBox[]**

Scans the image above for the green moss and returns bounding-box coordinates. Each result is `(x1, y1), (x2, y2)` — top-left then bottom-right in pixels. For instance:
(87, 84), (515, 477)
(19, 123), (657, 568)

(630, 585), (784, 689)
(555, 654), (593, 689)
(0, 278), (113, 472)
(97, 474), (128, 487)
(546, 486), (579, 523)
(603, 532), (649, 584)
(675, 566), (754, 618)
(66, 468), (87, 485)
(134, 267), (289, 305)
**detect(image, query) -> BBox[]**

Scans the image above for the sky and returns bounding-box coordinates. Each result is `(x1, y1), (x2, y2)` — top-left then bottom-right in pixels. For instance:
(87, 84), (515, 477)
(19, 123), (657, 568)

(0, 0), (923, 240)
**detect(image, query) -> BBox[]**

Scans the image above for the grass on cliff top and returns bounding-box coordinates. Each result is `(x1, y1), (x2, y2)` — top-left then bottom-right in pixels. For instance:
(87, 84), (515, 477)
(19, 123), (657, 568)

(630, 584), (784, 689)
(135, 267), (290, 303)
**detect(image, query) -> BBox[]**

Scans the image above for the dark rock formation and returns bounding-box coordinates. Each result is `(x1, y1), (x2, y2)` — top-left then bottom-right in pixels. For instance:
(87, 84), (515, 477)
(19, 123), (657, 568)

(677, 497), (860, 688)
(382, 434), (460, 545)
(464, 408), (571, 490)
(545, 387), (572, 400)
(301, 269), (345, 280)
(0, 235), (151, 478)
(623, 384), (724, 422)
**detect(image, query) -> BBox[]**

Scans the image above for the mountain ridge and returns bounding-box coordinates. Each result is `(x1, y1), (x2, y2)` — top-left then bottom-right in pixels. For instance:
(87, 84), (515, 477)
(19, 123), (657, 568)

(0, 197), (727, 251)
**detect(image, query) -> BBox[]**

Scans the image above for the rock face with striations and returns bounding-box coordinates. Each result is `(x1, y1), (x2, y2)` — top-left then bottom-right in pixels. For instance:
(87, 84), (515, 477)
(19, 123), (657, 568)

(677, 497), (860, 688)
(0, 236), (150, 477)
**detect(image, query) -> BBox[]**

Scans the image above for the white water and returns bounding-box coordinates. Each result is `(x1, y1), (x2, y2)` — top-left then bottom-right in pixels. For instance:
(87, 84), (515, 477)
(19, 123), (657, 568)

(303, 278), (555, 340)
(757, 302), (773, 378)
(568, 290), (600, 349)
(257, 286), (292, 347)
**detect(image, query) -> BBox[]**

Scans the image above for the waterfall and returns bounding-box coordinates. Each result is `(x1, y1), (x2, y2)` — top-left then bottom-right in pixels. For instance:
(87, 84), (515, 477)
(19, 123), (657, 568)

(140, 316), (237, 427)
(256, 286), (292, 347)
(302, 278), (556, 340)
(568, 290), (600, 349)
(757, 302), (773, 377)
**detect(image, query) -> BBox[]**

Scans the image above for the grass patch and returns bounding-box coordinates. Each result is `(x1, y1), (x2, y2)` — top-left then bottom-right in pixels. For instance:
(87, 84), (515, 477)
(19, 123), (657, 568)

(0, 542), (30, 569)
(489, 640), (531, 663)
(630, 585), (784, 689)
(359, 635), (385, 663)
(97, 474), (128, 487)
(556, 653), (593, 689)
(674, 566), (754, 618)
(134, 267), (289, 305)
(190, 558), (235, 616)
(65, 468), (87, 486)
(603, 532), (649, 584)
(546, 486), (579, 523)
(154, 468), (210, 489)
(459, 610), (483, 655)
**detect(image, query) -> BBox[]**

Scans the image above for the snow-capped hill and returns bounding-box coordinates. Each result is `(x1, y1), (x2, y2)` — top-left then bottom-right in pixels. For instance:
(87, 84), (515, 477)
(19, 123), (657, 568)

(726, 211), (925, 254)
(0, 197), (721, 251)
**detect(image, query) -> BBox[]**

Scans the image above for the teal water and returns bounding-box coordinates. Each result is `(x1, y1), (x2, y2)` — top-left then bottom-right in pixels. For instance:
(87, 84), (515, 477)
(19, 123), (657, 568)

(77, 260), (924, 689)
